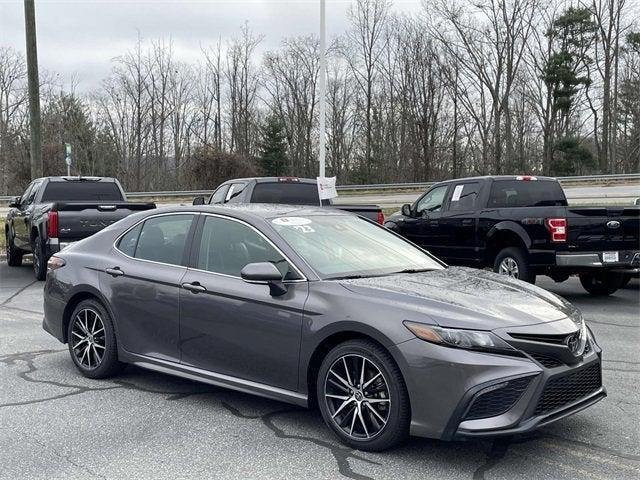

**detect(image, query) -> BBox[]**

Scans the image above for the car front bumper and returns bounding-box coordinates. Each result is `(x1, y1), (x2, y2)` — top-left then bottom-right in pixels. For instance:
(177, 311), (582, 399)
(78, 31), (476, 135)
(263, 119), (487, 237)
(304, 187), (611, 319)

(391, 338), (604, 441)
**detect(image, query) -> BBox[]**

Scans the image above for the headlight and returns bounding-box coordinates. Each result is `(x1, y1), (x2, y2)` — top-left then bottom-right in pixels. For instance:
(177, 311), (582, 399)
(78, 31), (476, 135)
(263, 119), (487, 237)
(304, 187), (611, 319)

(404, 321), (515, 353)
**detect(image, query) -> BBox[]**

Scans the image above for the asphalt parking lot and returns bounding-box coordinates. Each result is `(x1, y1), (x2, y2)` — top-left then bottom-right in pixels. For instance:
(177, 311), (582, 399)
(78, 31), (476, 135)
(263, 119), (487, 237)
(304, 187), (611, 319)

(1, 262), (638, 480)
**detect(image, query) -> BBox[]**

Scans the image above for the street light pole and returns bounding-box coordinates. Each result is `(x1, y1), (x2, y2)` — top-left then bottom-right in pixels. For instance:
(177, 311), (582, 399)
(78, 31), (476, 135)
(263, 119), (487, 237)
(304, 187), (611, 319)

(318, 0), (327, 178)
(24, 0), (43, 179)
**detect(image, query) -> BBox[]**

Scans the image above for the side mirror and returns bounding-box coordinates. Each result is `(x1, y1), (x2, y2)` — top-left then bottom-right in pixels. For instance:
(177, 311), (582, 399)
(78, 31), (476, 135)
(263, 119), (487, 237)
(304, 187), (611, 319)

(192, 196), (205, 206)
(8, 196), (21, 208)
(241, 262), (288, 296)
(401, 204), (413, 217)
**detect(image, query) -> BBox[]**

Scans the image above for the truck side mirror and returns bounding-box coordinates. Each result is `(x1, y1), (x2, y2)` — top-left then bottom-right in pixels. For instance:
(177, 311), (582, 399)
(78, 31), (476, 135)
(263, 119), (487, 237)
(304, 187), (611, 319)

(192, 196), (205, 206)
(8, 196), (21, 208)
(401, 204), (413, 217)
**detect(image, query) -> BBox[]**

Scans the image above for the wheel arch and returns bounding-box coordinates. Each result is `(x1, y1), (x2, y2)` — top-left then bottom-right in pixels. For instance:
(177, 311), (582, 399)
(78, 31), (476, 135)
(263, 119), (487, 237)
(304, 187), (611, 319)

(62, 287), (117, 344)
(485, 222), (531, 266)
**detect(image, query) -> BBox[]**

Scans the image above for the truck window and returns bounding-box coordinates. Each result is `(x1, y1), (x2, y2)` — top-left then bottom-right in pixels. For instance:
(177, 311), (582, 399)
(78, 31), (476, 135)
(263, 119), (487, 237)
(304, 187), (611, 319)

(41, 182), (124, 202)
(225, 183), (247, 203)
(488, 180), (567, 208)
(416, 185), (448, 214)
(448, 182), (480, 211)
(251, 182), (320, 205)
(210, 185), (229, 204)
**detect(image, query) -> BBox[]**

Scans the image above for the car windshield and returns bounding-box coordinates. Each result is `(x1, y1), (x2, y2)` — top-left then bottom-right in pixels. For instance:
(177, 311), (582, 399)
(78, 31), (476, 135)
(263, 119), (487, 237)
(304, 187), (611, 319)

(270, 214), (444, 279)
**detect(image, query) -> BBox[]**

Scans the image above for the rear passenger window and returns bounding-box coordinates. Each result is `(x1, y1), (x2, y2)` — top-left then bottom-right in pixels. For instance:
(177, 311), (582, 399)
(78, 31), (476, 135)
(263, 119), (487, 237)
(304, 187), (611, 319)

(134, 215), (194, 265)
(117, 223), (142, 256)
(488, 180), (566, 208)
(448, 183), (480, 211)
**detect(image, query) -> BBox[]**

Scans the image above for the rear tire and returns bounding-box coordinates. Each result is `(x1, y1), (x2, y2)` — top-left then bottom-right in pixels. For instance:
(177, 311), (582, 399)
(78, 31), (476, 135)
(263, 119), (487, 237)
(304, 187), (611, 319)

(6, 230), (23, 267)
(67, 299), (124, 379)
(316, 339), (410, 452)
(579, 272), (624, 296)
(620, 274), (632, 288)
(493, 247), (536, 284)
(32, 239), (47, 281)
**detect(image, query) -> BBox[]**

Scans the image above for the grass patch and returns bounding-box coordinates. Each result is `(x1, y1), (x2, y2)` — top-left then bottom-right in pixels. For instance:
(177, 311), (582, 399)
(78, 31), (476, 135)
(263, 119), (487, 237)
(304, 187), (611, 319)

(0, 218), (5, 250)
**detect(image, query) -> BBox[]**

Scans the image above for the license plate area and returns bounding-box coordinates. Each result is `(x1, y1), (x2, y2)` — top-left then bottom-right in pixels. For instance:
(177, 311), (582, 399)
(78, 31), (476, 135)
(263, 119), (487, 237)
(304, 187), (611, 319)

(602, 251), (619, 263)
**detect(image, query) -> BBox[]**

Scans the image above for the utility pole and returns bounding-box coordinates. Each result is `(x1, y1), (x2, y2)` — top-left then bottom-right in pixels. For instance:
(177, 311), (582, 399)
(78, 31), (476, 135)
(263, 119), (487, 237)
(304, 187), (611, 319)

(318, 0), (327, 178)
(24, 0), (43, 179)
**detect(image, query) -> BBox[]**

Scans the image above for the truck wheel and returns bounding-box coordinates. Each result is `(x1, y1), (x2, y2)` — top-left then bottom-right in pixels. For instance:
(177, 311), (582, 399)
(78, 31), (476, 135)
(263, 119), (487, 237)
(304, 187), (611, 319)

(32, 240), (48, 281)
(494, 247), (536, 284)
(6, 231), (23, 267)
(620, 274), (632, 288)
(579, 272), (624, 296)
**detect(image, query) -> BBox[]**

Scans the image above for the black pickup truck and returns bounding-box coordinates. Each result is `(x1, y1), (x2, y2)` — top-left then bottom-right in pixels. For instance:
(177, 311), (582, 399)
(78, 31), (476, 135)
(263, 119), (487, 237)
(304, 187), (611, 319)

(385, 175), (640, 295)
(193, 177), (385, 224)
(5, 176), (155, 280)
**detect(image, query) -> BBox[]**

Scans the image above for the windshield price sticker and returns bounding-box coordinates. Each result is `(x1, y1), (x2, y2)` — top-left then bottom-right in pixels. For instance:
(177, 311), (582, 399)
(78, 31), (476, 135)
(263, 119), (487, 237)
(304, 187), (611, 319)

(272, 217), (312, 226)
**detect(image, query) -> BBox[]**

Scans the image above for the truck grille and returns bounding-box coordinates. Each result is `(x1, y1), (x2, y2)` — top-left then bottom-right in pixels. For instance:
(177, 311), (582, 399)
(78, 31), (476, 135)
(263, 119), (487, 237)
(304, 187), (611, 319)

(534, 363), (601, 416)
(464, 377), (533, 420)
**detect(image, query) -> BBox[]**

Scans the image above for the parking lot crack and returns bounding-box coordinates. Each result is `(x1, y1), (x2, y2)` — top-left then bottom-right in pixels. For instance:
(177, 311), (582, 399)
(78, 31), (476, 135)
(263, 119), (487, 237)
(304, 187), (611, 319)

(222, 402), (380, 480)
(0, 280), (38, 306)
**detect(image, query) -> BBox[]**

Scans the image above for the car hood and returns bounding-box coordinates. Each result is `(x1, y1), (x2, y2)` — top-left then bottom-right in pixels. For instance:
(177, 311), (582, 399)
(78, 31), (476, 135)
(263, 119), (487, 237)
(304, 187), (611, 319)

(338, 267), (579, 331)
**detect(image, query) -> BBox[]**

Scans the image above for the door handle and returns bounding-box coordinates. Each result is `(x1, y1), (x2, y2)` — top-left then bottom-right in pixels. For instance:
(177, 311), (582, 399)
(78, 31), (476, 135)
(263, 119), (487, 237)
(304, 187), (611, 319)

(105, 267), (124, 277)
(462, 219), (474, 226)
(182, 282), (206, 293)
(429, 220), (439, 226)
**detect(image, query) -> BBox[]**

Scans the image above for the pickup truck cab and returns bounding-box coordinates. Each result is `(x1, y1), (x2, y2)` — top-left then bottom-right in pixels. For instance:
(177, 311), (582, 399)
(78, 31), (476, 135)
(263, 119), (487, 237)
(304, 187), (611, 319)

(192, 177), (385, 224)
(385, 175), (639, 295)
(5, 176), (155, 280)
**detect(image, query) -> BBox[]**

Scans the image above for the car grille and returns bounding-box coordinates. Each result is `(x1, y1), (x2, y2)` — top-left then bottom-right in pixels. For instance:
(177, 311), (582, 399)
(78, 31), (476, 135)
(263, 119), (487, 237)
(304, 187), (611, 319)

(464, 377), (533, 420)
(530, 353), (564, 369)
(534, 363), (602, 416)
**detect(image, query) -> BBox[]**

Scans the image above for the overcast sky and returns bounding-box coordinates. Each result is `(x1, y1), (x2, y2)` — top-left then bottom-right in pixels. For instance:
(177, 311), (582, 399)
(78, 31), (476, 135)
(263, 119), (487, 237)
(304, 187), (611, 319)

(1, 0), (422, 91)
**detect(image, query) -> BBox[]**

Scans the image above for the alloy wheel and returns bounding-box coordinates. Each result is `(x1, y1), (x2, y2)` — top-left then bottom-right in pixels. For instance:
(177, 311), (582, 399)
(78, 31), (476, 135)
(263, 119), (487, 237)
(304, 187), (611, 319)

(324, 354), (391, 440)
(70, 308), (106, 369)
(498, 257), (519, 278)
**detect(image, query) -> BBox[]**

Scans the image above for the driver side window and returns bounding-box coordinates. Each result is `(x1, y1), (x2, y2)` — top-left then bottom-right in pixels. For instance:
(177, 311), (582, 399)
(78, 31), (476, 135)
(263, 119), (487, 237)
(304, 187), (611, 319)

(416, 186), (448, 215)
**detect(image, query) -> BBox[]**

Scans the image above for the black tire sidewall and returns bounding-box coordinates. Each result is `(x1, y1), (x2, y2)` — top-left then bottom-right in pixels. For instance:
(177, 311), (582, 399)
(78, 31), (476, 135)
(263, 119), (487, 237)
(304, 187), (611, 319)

(32, 240), (47, 280)
(579, 272), (623, 296)
(67, 299), (123, 379)
(494, 247), (535, 283)
(316, 340), (409, 451)
(6, 231), (23, 267)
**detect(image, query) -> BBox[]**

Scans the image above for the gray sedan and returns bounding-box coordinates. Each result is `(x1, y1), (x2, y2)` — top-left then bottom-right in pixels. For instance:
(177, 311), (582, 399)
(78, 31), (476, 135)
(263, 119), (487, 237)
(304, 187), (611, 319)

(42, 204), (605, 451)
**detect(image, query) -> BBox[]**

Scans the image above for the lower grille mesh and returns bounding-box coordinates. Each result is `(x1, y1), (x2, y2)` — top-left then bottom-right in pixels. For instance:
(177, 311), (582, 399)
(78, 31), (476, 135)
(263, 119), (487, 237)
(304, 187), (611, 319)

(530, 353), (563, 368)
(464, 377), (533, 420)
(534, 363), (601, 416)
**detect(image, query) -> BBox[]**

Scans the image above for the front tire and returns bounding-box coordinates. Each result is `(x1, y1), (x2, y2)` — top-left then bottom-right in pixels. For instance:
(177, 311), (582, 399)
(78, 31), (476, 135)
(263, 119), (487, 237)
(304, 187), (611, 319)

(67, 299), (124, 379)
(579, 272), (624, 296)
(493, 247), (536, 284)
(6, 230), (23, 267)
(316, 339), (410, 451)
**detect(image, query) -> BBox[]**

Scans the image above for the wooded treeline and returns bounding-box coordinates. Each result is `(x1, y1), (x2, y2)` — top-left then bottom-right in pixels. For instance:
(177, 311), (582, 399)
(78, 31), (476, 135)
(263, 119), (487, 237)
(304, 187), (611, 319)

(1, 0), (639, 195)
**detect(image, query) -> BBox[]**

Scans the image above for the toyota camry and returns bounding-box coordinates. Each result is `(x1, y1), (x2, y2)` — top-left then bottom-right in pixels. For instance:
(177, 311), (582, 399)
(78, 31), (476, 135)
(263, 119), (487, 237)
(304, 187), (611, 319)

(43, 205), (605, 451)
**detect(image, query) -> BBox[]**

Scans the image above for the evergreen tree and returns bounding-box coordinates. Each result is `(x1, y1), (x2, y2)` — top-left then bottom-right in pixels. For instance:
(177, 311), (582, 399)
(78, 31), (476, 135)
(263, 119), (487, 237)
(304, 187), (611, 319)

(258, 116), (288, 176)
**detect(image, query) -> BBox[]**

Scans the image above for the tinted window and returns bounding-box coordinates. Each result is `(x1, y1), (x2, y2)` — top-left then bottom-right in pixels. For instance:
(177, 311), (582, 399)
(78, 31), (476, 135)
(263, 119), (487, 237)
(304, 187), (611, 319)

(41, 182), (124, 202)
(135, 215), (194, 265)
(197, 216), (297, 279)
(27, 181), (42, 204)
(488, 180), (567, 208)
(117, 223), (142, 257)
(251, 182), (320, 206)
(416, 185), (448, 214)
(210, 185), (229, 204)
(20, 182), (36, 206)
(448, 182), (480, 211)
(225, 183), (246, 203)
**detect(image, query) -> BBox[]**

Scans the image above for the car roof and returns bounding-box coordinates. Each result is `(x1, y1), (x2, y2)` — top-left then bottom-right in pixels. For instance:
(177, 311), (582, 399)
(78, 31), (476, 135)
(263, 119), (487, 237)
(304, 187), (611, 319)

(435, 175), (557, 184)
(220, 177), (317, 185)
(150, 203), (351, 223)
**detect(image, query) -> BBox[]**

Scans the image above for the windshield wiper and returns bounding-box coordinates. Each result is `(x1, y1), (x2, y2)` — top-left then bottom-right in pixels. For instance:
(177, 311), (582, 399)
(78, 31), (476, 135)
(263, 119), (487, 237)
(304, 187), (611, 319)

(391, 268), (434, 274)
(325, 274), (370, 280)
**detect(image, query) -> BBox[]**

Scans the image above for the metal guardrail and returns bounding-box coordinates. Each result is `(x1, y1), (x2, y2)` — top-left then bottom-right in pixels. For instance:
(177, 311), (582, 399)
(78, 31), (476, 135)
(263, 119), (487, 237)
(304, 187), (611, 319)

(0, 173), (638, 201)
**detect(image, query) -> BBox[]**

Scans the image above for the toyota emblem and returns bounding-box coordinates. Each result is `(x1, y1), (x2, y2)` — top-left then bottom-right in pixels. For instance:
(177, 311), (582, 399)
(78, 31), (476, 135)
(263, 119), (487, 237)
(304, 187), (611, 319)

(566, 333), (580, 355)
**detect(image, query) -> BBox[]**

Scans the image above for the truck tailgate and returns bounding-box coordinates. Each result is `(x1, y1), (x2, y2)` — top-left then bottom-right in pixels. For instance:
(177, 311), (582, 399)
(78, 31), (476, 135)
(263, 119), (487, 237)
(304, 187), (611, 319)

(54, 202), (155, 242)
(567, 207), (640, 252)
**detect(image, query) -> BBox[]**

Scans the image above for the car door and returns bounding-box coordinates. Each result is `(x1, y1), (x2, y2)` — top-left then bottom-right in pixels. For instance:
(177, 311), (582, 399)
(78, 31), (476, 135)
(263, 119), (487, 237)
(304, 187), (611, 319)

(401, 185), (449, 254)
(437, 181), (481, 265)
(179, 214), (308, 391)
(14, 180), (42, 249)
(100, 213), (197, 363)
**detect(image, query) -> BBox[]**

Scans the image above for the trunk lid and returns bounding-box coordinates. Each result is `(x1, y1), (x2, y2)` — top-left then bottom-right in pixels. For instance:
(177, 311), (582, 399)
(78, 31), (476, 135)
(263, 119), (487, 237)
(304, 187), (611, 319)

(566, 206), (640, 252)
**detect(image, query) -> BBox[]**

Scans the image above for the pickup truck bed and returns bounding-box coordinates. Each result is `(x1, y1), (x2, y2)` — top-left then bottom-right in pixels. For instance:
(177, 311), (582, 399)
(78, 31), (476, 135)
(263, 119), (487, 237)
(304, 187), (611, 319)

(386, 175), (639, 295)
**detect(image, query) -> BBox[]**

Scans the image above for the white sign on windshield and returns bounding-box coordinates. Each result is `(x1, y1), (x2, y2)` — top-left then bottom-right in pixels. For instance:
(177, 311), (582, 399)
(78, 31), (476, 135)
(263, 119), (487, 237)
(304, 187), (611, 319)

(317, 176), (338, 201)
